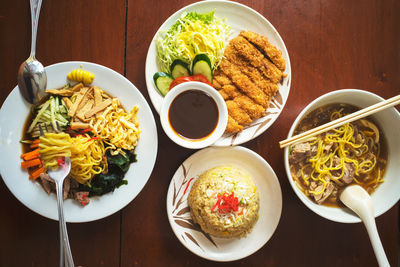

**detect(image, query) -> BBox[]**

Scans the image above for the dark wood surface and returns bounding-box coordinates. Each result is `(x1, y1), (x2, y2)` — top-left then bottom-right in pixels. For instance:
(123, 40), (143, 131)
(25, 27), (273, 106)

(1, 0), (399, 266)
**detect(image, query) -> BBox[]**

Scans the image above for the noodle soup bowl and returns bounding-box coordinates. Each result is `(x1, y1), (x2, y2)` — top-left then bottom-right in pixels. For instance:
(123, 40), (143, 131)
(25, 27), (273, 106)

(284, 89), (400, 223)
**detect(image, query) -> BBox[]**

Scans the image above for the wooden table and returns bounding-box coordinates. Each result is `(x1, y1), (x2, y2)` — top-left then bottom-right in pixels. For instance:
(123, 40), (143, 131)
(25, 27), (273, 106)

(1, 0), (399, 266)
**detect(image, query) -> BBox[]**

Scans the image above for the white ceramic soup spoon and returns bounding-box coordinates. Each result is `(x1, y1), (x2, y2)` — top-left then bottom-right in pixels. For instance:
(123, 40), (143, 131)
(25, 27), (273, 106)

(340, 185), (389, 267)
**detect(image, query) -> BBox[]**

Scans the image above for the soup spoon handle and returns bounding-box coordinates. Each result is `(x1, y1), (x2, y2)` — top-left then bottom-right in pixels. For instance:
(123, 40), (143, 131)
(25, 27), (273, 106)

(361, 213), (390, 267)
(340, 185), (389, 267)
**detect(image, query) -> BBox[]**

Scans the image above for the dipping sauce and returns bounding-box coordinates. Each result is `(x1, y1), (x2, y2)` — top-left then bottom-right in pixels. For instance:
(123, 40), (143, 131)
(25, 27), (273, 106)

(168, 90), (219, 140)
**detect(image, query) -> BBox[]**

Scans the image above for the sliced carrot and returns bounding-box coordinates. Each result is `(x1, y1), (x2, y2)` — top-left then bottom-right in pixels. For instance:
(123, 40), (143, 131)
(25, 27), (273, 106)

(32, 139), (40, 144)
(29, 166), (44, 180)
(21, 158), (42, 169)
(30, 142), (40, 149)
(24, 152), (40, 160)
(21, 148), (40, 160)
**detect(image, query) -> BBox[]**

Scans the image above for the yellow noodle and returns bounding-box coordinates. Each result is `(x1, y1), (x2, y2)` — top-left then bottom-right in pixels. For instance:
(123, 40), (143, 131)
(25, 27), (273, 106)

(304, 109), (381, 197)
(90, 97), (141, 155)
(39, 133), (105, 184)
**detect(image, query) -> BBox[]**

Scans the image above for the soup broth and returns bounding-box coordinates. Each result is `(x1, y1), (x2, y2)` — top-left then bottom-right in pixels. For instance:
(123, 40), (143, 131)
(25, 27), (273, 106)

(289, 103), (387, 207)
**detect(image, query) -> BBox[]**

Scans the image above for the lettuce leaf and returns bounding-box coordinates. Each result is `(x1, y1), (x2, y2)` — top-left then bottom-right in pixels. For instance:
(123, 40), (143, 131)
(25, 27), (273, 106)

(156, 10), (231, 73)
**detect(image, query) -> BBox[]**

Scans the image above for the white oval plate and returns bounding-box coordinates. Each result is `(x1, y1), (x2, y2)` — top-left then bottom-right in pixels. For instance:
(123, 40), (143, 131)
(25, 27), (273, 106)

(166, 146), (282, 261)
(0, 61), (158, 223)
(145, 0), (291, 146)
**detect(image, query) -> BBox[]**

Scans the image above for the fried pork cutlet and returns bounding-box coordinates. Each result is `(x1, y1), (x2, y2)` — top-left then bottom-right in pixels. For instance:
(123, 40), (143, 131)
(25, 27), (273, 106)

(240, 31), (286, 72)
(214, 70), (266, 119)
(221, 85), (241, 99)
(226, 100), (252, 126)
(233, 95), (265, 119)
(217, 89), (229, 100)
(212, 79), (222, 90)
(213, 71), (232, 86)
(218, 59), (269, 108)
(226, 116), (243, 134)
(211, 31), (286, 134)
(224, 45), (279, 97)
(213, 72), (241, 99)
(230, 36), (283, 84)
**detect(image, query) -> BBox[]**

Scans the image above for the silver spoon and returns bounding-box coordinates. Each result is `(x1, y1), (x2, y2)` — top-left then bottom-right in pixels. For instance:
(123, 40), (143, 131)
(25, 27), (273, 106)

(340, 185), (390, 267)
(47, 157), (75, 267)
(17, 0), (47, 105)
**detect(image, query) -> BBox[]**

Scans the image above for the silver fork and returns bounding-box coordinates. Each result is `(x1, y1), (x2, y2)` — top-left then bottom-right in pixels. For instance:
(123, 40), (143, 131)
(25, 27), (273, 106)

(47, 157), (75, 267)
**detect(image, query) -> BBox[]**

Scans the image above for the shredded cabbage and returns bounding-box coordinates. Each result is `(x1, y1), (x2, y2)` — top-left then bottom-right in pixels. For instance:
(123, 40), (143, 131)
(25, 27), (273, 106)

(156, 11), (231, 73)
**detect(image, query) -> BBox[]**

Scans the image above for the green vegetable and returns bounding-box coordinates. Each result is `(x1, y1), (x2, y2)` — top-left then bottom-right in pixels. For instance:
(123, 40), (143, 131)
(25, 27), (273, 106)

(28, 96), (70, 137)
(80, 149), (137, 196)
(170, 59), (191, 78)
(153, 72), (174, 96)
(156, 10), (231, 73)
(192, 54), (213, 82)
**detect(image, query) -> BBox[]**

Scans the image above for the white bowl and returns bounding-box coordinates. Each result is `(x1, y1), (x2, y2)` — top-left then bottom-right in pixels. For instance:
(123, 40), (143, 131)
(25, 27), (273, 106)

(160, 81), (228, 149)
(284, 89), (400, 223)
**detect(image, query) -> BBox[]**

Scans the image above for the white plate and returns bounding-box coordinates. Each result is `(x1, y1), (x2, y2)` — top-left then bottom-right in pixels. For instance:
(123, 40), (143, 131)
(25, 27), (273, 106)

(166, 146), (282, 261)
(0, 61), (158, 223)
(145, 0), (291, 146)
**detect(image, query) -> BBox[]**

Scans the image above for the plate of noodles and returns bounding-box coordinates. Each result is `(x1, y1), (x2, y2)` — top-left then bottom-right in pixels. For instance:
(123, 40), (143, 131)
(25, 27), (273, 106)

(0, 61), (158, 222)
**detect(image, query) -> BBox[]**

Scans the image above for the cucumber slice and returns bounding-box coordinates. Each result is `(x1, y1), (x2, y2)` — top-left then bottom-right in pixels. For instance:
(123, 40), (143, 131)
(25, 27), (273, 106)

(153, 72), (173, 96)
(170, 59), (190, 78)
(192, 54), (213, 82)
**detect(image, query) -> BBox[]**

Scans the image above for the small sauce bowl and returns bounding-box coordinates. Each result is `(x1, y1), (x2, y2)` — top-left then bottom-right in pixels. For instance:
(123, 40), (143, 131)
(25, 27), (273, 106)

(160, 81), (228, 149)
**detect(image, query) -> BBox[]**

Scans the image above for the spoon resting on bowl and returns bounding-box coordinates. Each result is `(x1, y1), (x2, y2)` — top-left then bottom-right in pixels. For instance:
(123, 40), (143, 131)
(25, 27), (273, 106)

(17, 0), (47, 105)
(340, 185), (390, 267)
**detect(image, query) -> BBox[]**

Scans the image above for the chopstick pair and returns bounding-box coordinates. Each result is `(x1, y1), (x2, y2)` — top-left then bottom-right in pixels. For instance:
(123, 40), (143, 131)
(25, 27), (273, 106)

(279, 94), (400, 149)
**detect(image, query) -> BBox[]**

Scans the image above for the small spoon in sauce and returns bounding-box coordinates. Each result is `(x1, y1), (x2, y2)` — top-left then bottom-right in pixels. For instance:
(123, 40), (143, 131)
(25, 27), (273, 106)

(340, 185), (389, 267)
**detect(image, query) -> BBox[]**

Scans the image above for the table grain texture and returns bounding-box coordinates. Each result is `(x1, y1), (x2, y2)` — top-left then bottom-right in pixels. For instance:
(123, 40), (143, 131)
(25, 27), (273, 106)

(1, 0), (399, 266)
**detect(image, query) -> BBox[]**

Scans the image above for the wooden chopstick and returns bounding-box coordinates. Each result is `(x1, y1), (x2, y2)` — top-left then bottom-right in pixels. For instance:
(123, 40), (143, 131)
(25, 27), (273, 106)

(279, 94), (400, 148)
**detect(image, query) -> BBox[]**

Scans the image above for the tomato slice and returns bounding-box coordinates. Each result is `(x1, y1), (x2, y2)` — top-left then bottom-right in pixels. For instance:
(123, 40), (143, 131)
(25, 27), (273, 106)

(169, 74), (213, 90)
(191, 74), (212, 86)
(169, 76), (193, 90)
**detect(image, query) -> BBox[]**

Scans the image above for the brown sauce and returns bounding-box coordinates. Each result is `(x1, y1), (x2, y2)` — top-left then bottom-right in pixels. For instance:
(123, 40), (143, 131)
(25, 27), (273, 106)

(168, 90), (218, 140)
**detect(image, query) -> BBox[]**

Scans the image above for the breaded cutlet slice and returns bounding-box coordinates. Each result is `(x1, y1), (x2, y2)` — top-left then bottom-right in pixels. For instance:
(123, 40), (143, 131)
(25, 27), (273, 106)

(229, 36), (283, 84)
(212, 79), (222, 90)
(218, 59), (269, 108)
(213, 71), (238, 100)
(214, 74), (265, 120)
(233, 95), (265, 119)
(226, 115), (243, 134)
(226, 100), (252, 126)
(224, 45), (279, 98)
(217, 89), (229, 100)
(213, 71), (233, 87)
(217, 82), (265, 120)
(240, 31), (286, 71)
(221, 84), (241, 99)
